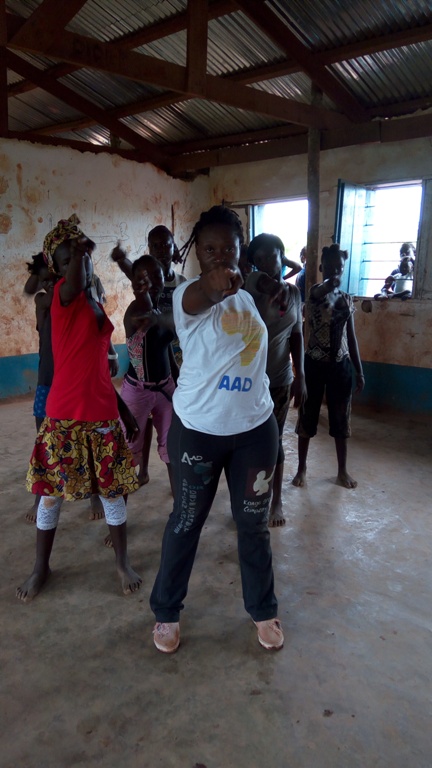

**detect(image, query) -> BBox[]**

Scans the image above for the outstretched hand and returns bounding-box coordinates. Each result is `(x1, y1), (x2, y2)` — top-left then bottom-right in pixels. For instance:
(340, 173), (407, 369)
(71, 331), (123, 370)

(111, 240), (127, 262)
(202, 265), (243, 298)
(269, 281), (290, 313)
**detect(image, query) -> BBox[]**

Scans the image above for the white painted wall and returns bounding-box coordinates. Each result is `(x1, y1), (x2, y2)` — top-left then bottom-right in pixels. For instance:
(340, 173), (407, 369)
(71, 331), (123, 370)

(0, 138), (208, 357)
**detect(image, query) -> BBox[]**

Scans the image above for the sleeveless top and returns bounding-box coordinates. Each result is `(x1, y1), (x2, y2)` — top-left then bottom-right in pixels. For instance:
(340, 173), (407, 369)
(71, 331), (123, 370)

(47, 279), (118, 421)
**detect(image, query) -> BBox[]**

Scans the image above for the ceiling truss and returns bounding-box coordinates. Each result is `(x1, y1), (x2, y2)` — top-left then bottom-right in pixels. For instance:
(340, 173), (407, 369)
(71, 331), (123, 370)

(2, 0), (432, 176)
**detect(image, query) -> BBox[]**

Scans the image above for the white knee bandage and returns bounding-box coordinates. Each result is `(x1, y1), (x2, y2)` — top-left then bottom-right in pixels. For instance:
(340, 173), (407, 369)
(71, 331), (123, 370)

(37, 496), (63, 530)
(100, 495), (127, 526)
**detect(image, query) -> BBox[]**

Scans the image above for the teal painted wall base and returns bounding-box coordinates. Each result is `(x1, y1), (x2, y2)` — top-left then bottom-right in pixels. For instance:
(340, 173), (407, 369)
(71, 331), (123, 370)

(356, 361), (432, 413)
(1, 351), (431, 413)
(0, 345), (130, 400)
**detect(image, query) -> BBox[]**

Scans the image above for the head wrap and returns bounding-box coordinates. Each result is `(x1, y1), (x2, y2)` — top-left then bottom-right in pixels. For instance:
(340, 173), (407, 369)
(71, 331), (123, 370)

(43, 213), (84, 271)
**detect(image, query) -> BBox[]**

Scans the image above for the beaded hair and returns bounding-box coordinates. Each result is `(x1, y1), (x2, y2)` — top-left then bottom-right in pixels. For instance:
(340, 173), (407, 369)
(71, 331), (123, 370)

(179, 205), (244, 271)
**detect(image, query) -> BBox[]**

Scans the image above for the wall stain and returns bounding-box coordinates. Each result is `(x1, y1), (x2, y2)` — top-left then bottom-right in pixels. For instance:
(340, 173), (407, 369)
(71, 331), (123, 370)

(24, 186), (43, 206)
(0, 213), (12, 233)
(0, 176), (9, 195)
(16, 163), (23, 199)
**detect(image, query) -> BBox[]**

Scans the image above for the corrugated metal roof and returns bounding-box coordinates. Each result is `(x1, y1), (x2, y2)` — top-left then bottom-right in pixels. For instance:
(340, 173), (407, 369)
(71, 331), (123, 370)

(57, 125), (111, 145)
(60, 68), (163, 111)
(8, 89), (84, 132)
(135, 11), (285, 73)
(67, 0), (188, 42)
(5, 0), (432, 167)
(266, 0), (432, 50)
(251, 73), (336, 111)
(122, 98), (283, 144)
(331, 42), (432, 107)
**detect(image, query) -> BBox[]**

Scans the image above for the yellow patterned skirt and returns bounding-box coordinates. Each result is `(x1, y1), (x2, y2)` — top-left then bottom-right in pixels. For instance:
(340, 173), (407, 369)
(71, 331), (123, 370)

(26, 418), (139, 501)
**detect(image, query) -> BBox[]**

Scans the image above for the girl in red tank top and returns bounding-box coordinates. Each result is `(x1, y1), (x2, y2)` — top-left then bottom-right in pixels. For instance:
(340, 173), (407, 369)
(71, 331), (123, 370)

(17, 216), (142, 603)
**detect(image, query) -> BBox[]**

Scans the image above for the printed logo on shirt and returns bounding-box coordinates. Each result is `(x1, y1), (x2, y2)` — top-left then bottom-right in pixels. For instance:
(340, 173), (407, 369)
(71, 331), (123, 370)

(218, 375), (252, 392)
(221, 309), (263, 366)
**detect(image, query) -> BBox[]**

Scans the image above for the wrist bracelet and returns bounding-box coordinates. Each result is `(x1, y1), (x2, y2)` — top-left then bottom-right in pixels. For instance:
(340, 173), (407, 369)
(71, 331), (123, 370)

(108, 353), (118, 360)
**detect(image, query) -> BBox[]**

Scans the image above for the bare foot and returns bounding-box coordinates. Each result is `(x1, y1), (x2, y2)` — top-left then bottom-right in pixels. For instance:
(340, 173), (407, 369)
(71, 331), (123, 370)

(16, 567), (51, 602)
(292, 469), (306, 487)
(138, 472), (149, 487)
(89, 494), (104, 520)
(268, 503), (286, 528)
(104, 533), (113, 548)
(118, 564), (142, 595)
(337, 470), (357, 489)
(25, 503), (38, 524)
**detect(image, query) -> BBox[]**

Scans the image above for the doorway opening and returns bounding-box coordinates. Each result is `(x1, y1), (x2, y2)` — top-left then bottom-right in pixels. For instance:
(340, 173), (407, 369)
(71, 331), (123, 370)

(251, 199), (308, 271)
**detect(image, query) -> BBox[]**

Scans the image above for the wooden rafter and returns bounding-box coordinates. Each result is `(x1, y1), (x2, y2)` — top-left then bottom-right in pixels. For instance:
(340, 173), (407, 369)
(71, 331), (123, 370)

(9, 0), (88, 50)
(7, 7), (432, 106)
(6, 50), (168, 168)
(6, 1), (234, 98)
(233, 0), (368, 122)
(7, 27), (345, 130)
(0, 0), (7, 136)
(7, 129), (144, 160)
(168, 112), (432, 174)
(186, 0), (208, 95)
(164, 124), (307, 155)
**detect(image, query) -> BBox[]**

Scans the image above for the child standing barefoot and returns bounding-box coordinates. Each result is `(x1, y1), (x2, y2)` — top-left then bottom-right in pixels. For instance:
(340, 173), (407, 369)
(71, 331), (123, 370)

(292, 244), (365, 489)
(246, 234), (306, 527)
(17, 215), (141, 602)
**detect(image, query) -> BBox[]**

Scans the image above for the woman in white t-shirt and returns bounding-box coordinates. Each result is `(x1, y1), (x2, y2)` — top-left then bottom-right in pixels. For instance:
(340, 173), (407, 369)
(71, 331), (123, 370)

(150, 206), (283, 654)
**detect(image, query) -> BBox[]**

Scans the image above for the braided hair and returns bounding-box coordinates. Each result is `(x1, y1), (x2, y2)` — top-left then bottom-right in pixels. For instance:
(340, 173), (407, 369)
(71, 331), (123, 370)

(321, 243), (349, 264)
(179, 205), (244, 272)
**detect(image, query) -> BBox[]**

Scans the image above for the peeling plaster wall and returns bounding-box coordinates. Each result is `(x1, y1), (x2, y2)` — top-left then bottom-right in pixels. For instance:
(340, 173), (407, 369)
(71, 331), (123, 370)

(210, 138), (432, 411)
(0, 138), (208, 363)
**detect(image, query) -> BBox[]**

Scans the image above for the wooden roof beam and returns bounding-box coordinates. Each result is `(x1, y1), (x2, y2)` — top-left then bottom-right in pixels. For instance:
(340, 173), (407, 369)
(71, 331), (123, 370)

(9, 0), (88, 50)
(0, 1), (8, 136)
(6, 1), (234, 97)
(168, 113), (432, 173)
(8, 129), (146, 160)
(233, 0), (368, 122)
(8, 27), (345, 129)
(6, 50), (168, 168)
(186, 0), (208, 95)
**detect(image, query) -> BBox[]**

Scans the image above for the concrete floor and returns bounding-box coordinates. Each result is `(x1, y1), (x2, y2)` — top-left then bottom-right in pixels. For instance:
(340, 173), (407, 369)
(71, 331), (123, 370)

(1, 394), (432, 768)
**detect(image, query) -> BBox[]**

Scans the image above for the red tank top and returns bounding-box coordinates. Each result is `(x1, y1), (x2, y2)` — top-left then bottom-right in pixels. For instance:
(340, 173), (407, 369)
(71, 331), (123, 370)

(46, 279), (118, 421)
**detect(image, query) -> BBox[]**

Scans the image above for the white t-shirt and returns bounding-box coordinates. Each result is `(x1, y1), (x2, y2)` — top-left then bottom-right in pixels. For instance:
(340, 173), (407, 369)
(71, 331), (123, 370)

(172, 280), (273, 435)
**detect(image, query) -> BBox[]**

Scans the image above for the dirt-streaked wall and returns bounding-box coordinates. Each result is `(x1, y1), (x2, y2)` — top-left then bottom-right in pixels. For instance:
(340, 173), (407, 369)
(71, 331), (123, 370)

(0, 138), (207, 359)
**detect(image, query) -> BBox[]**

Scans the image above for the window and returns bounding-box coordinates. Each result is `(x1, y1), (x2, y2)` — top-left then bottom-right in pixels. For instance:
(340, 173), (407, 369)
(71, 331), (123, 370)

(251, 199), (308, 265)
(334, 180), (423, 297)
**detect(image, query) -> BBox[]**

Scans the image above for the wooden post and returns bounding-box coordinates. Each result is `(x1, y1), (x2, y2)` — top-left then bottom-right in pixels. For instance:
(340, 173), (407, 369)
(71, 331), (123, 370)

(306, 86), (322, 300)
(0, 0), (8, 137)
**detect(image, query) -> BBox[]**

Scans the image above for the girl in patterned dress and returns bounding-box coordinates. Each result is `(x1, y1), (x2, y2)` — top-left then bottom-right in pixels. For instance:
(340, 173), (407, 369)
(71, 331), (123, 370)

(17, 215), (141, 602)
